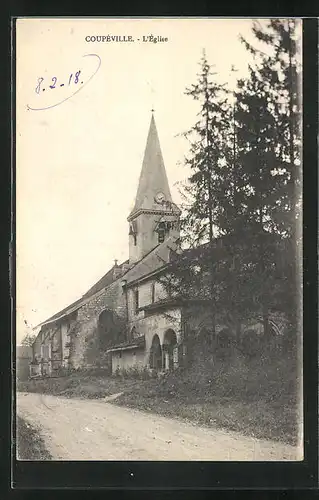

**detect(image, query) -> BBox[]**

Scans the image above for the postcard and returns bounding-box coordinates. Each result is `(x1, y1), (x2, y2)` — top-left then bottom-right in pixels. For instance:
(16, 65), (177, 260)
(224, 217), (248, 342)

(15, 17), (303, 463)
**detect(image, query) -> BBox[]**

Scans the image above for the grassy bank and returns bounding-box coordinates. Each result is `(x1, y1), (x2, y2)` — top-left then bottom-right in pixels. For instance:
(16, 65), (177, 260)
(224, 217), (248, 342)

(16, 416), (52, 460)
(18, 371), (141, 399)
(17, 347), (300, 446)
(117, 362), (299, 445)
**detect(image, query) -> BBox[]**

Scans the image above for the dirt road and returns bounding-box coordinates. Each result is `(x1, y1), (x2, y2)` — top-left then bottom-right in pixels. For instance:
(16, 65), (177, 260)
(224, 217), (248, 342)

(17, 392), (301, 461)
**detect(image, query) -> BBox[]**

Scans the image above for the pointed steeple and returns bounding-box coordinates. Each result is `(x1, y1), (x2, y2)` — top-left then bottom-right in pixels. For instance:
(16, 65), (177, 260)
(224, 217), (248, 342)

(129, 114), (173, 219)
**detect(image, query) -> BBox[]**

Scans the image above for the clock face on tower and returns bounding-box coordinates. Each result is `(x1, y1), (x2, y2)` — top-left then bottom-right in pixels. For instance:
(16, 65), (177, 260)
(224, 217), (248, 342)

(155, 192), (166, 204)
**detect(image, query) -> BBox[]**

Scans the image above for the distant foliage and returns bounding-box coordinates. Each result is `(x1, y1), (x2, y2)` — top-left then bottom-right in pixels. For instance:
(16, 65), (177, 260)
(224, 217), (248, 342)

(21, 333), (37, 347)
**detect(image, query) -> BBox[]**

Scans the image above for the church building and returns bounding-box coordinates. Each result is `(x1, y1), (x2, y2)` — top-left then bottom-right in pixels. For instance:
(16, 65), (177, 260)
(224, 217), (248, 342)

(29, 113), (289, 378)
(30, 113), (197, 376)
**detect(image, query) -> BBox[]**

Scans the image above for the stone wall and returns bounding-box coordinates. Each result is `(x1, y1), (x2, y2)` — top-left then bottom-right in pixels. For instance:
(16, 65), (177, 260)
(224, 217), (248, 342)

(129, 307), (182, 363)
(111, 349), (146, 372)
(50, 325), (63, 371)
(16, 357), (30, 381)
(32, 333), (43, 363)
(127, 277), (168, 328)
(31, 277), (128, 372)
(69, 279), (127, 369)
(129, 211), (180, 264)
(60, 321), (69, 367)
(182, 303), (290, 352)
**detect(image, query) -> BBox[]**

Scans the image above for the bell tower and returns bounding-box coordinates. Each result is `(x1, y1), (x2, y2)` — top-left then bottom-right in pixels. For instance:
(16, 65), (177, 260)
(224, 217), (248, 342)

(128, 113), (181, 264)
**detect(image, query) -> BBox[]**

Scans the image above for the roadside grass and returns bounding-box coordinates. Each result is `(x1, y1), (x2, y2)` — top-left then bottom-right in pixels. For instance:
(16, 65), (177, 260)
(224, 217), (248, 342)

(17, 371), (141, 399)
(17, 346), (300, 446)
(16, 415), (52, 460)
(115, 392), (298, 445)
(113, 349), (299, 446)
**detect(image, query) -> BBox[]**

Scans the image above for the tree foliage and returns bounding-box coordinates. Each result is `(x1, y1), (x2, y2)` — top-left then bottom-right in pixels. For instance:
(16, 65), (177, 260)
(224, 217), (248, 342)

(163, 20), (301, 338)
(21, 333), (37, 347)
(181, 51), (231, 247)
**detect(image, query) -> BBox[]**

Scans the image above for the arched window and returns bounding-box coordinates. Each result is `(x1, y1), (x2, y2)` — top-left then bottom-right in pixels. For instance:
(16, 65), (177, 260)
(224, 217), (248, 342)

(151, 282), (155, 303)
(149, 335), (162, 371)
(157, 222), (165, 243)
(134, 289), (139, 313)
(130, 327), (137, 340)
(129, 221), (138, 246)
(163, 329), (178, 370)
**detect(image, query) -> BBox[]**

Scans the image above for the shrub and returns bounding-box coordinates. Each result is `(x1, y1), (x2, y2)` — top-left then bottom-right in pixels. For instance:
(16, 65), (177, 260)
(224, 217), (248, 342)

(140, 367), (153, 380)
(52, 366), (69, 377)
(112, 365), (154, 380)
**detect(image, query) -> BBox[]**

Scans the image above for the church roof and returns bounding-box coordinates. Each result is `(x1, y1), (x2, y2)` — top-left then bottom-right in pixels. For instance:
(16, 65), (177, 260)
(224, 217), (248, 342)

(34, 114), (180, 332)
(34, 237), (179, 330)
(128, 114), (174, 219)
(82, 260), (129, 299)
(106, 335), (145, 353)
(123, 236), (180, 285)
(34, 261), (128, 329)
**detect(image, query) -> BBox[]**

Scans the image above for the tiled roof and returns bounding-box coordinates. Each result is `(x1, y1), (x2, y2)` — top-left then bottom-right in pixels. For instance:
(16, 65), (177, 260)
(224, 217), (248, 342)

(123, 236), (180, 285)
(36, 296), (87, 326)
(34, 236), (180, 330)
(34, 260), (128, 329)
(33, 116), (181, 331)
(82, 260), (129, 298)
(106, 335), (145, 353)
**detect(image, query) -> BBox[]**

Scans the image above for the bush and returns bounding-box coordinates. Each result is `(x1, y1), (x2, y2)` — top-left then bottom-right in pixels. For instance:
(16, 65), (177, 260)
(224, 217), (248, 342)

(141, 367), (155, 380)
(117, 366), (153, 380)
(52, 366), (69, 377)
(80, 366), (111, 377)
(122, 367), (139, 379)
(16, 416), (52, 460)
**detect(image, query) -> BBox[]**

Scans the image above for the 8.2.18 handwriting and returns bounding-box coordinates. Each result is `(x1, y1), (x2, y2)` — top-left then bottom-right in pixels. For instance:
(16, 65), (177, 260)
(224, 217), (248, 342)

(27, 53), (101, 111)
(35, 70), (83, 94)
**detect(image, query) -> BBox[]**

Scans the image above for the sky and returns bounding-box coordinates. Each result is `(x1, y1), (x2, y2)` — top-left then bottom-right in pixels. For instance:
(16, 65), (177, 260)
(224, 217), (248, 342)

(16, 18), (297, 343)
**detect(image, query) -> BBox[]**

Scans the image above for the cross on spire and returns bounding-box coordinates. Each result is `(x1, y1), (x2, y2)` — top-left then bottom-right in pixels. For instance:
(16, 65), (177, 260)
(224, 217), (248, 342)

(147, 81), (155, 114)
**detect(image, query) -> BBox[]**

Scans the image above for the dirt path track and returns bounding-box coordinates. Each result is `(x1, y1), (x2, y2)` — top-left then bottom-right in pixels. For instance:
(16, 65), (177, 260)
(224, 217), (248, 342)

(17, 392), (301, 461)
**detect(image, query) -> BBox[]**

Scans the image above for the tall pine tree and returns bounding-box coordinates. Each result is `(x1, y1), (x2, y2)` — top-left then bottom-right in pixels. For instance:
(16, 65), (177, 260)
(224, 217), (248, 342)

(181, 51), (231, 248)
(181, 52), (232, 336)
(234, 19), (301, 334)
(161, 22), (301, 341)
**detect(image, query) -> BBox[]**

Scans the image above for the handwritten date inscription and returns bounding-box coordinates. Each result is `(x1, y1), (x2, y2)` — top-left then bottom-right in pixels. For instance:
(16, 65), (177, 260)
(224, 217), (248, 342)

(28, 54), (101, 111)
(35, 71), (82, 94)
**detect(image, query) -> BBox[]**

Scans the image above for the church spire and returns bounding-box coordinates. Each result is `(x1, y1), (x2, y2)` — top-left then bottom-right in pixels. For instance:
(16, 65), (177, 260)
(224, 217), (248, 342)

(127, 113), (180, 264)
(128, 114), (173, 220)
